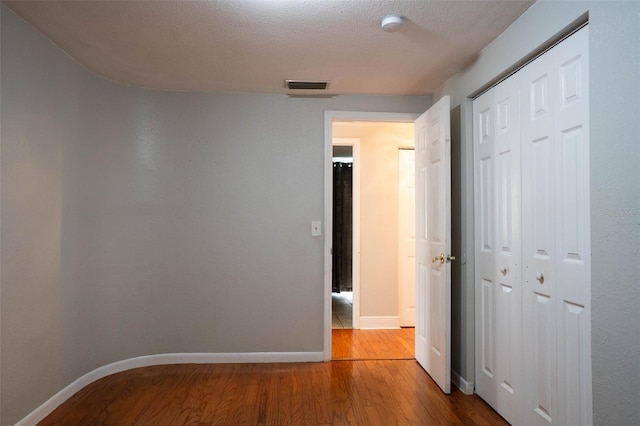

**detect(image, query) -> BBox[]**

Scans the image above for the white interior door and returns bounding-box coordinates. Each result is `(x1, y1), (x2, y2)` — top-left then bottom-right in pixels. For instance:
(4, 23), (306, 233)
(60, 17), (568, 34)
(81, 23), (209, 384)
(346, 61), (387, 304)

(472, 26), (591, 426)
(473, 86), (497, 408)
(521, 44), (558, 426)
(521, 26), (591, 426)
(398, 149), (416, 327)
(473, 72), (523, 425)
(415, 96), (451, 394)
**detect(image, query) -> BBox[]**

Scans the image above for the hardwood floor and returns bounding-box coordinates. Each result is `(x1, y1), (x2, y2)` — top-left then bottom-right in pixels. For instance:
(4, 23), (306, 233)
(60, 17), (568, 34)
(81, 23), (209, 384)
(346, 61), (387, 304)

(332, 328), (414, 360)
(39, 361), (507, 426)
(39, 330), (503, 425)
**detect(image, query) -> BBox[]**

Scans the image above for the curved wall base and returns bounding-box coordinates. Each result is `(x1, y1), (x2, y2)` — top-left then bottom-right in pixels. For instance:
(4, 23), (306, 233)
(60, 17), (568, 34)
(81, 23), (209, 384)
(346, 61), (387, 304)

(16, 351), (324, 426)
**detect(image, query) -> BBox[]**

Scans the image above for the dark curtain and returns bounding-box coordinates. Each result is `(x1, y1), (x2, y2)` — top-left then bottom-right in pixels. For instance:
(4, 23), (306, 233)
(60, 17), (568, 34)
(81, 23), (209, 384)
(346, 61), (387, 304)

(332, 162), (353, 293)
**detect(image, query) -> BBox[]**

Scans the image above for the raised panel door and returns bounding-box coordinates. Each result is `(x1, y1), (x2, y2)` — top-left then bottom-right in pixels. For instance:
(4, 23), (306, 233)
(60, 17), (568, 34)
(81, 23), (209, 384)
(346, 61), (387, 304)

(415, 96), (451, 394)
(521, 44), (559, 426)
(552, 26), (591, 426)
(493, 76), (523, 425)
(473, 88), (497, 407)
(398, 149), (416, 327)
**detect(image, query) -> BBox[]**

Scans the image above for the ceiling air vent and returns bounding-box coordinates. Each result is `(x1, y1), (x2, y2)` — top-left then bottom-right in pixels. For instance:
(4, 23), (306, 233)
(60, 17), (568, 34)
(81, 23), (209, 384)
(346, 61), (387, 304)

(285, 80), (329, 90)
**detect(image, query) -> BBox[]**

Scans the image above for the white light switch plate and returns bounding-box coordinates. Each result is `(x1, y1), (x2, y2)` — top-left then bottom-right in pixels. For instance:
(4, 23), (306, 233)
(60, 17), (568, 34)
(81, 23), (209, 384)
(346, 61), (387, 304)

(311, 221), (322, 236)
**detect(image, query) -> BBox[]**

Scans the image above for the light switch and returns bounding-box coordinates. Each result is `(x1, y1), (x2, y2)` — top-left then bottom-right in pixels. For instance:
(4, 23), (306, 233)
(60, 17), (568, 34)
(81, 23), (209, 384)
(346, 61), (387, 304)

(311, 221), (322, 236)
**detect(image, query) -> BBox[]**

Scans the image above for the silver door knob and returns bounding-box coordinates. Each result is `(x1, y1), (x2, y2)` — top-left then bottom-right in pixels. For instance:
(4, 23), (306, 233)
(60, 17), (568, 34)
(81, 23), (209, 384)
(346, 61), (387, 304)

(536, 272), (544, 284)
(500, 267), (508, 275)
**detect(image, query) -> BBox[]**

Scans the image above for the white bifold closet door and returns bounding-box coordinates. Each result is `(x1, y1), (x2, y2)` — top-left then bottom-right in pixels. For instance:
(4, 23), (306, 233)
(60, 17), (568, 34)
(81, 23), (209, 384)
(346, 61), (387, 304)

(521, 26), (591, 426)
(473, 67), (523, 425)
(473, 26), (591, 426)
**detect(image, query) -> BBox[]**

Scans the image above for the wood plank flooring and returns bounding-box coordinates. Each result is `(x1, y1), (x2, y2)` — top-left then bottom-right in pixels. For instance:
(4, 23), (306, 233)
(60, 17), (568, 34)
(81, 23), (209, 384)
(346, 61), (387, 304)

(39, 330), (504, 425)
(39, 361), (506, 426)
(332, 328), (414, 360)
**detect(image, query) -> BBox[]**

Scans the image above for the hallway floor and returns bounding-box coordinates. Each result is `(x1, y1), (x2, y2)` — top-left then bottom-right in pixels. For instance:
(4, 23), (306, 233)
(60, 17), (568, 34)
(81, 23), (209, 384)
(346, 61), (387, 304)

(332, 328), (414, 360)
(331, 292), (353, 328)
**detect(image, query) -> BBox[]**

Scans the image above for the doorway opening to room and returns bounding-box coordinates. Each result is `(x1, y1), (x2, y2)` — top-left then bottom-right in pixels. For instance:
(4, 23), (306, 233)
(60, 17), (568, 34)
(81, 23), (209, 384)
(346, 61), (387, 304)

(331, 141), (357, 330)
(329, 120), (416, 361)
(324, 100), (453, 393)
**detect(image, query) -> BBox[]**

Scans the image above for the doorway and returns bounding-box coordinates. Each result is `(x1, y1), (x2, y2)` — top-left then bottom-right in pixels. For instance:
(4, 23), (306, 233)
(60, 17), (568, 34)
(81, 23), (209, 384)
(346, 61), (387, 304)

(331, 139), (360, 330)
(324, 100), (453, 394)
(325, 114), (418, 361)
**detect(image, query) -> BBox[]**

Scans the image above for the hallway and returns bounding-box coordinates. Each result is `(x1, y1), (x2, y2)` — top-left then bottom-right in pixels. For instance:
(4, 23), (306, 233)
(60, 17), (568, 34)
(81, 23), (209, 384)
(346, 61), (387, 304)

(331, 291), (353, 329)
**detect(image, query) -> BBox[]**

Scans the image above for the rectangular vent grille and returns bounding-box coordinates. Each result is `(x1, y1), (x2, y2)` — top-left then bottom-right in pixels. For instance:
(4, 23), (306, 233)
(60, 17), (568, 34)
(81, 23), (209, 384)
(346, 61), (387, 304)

(285, 80), (329, 90)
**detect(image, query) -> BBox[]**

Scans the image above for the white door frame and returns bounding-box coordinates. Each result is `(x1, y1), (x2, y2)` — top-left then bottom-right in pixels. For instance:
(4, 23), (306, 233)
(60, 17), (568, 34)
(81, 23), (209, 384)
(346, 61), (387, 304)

(323, 111), (419, 361)
(331, 137), (361, 330)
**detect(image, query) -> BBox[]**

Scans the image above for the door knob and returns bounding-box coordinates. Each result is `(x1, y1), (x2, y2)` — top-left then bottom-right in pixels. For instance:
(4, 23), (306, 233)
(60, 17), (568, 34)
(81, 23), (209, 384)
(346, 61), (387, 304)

(432, 253), (445, 264)
(446, 254), (456, 263)
(500, 266), (508, 275)
(536, 272), (544, 284)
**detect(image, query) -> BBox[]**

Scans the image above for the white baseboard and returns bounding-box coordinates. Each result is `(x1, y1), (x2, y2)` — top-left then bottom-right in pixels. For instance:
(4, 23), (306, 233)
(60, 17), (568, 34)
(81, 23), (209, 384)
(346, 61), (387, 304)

(16, 351), (323, 426)
(451, 369), (474, 395)
(358, 316), (400, 329)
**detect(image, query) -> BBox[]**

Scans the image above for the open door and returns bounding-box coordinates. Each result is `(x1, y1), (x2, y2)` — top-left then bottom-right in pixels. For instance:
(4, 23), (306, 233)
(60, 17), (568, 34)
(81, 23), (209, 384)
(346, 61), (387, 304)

(414, 96), (452, 394)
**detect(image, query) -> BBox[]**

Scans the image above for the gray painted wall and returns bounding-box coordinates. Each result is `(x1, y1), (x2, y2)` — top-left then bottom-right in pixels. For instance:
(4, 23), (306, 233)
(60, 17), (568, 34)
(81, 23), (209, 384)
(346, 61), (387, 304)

(3, 1), (638, 424)
(436, 1), (640, 424)
(0, 6), (430, 424)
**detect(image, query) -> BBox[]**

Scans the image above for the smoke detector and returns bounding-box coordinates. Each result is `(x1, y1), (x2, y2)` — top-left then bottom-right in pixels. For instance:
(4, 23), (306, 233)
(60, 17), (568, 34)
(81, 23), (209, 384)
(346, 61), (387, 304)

(381, 14), (405, 32)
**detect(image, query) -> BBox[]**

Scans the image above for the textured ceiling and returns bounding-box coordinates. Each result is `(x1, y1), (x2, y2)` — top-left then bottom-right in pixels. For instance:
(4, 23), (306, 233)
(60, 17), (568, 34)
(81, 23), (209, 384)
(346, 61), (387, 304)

(3, 0), (534, 95)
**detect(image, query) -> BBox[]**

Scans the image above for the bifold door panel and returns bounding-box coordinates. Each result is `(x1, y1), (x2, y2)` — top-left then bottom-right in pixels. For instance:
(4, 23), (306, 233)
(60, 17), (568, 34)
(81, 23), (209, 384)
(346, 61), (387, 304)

(473, 26), (591, 426)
